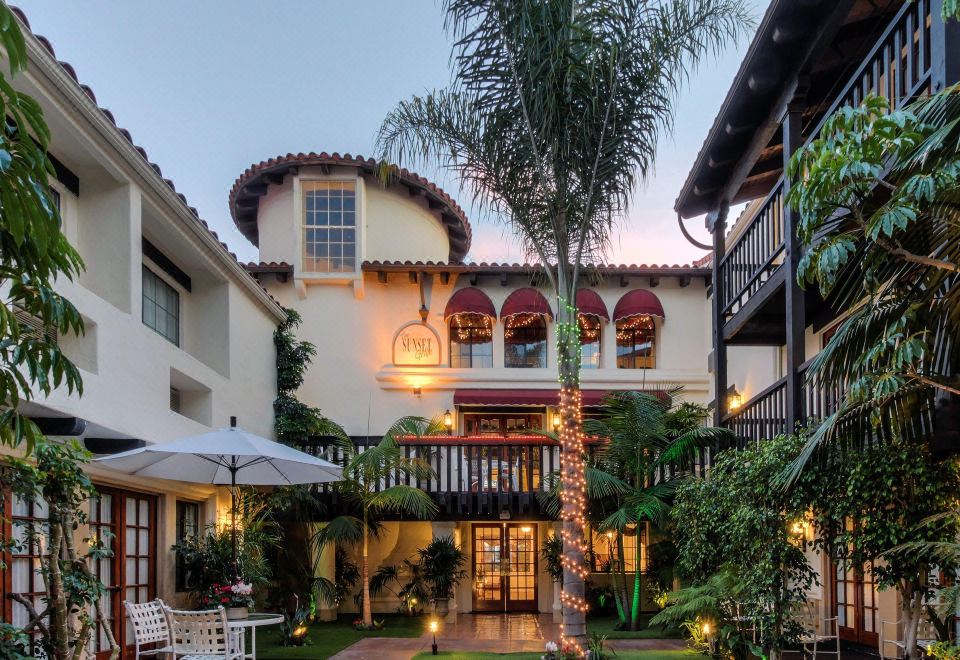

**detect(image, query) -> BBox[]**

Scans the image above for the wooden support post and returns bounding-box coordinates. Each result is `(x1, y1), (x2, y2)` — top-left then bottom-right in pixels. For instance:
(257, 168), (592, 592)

(783, 106), (806, 432)
(710, 203), (729, 427)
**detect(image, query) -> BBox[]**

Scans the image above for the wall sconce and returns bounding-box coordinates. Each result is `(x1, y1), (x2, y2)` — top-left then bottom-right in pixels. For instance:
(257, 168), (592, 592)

(413, 386), (422, 398)
(789, 519), (809, 544)
(728, 391), (742, 412)
(444, 409), (453, 431)
(552, 412), (561, 432)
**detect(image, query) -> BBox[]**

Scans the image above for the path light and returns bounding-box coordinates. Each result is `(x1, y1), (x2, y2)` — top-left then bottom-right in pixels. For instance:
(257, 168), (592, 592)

(444, 409), (453, 431)
(430, 619), (439, 655)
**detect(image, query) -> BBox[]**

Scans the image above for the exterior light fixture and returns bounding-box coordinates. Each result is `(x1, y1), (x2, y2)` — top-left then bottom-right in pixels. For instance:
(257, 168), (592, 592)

(552, 412), (561, 431)
(728, 392), (742, 412)
(521, 526), (532, 533)
(702, 621), (712, 636)
(413, 386), (422, 398)
(430, 619), (439, 655)
(444, 409), (453, 431)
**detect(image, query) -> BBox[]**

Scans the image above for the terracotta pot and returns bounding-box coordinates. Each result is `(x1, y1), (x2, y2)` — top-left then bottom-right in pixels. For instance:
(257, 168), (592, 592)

(226, 606), (249, 620)
(433, 598), (450, 616)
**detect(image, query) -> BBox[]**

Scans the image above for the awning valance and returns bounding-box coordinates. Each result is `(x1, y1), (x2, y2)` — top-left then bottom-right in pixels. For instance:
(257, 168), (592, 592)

(444, 288), (497, 319)
(500, 288), (552, 320)
(454, 389), (619, 407)
(613, 289), (665, 321)
(576, 289), (609, 320)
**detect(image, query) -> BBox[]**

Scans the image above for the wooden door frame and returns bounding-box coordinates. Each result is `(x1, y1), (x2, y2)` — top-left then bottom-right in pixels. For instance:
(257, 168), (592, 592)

(471, 523), (539, 613)
(829, 558), (879, 647)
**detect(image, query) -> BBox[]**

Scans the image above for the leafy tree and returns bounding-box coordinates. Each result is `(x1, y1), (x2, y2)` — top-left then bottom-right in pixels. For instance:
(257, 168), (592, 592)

(273, 308), (348, 445)
(580, 392), (727, 630)
(667, 435), (818, 660)
(313, 417), (441, 628)
(2, 440), (118, 659)
(783, 89), (960, 480)
(798, 439), (960, 660)
(376, 0), (751, 645)
(0, 2), (84, 452)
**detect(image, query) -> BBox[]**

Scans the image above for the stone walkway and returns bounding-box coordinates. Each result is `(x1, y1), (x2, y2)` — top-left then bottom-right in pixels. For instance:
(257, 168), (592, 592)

(329, 613), (685, 659)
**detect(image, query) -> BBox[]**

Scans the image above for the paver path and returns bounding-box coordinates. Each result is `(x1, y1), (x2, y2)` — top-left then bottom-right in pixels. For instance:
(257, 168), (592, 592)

(329, 614), (685, 659)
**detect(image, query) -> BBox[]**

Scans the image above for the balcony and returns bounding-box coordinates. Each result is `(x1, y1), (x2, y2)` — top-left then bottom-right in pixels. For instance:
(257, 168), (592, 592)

(717, 0), (937, 344)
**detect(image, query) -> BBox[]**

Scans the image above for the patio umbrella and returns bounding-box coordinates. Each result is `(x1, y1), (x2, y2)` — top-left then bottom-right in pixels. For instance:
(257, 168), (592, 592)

(94, 424), (342, 577)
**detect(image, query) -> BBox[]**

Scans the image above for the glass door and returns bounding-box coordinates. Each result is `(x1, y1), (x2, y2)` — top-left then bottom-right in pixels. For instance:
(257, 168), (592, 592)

(832, 558), (879, 647)
(471, 524), (538, 612)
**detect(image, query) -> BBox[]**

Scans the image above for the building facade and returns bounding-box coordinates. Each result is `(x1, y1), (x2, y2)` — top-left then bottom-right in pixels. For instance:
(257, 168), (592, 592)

(675, 0), (960, 651)
(234, 153), (714, 618)
(1, 9), (285, 658)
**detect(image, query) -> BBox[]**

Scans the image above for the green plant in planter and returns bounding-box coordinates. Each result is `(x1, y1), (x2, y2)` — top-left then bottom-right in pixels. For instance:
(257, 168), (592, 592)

(369, 559), (429, 615)
(541, 533), (564, 584)
(420, 535), (467, 612)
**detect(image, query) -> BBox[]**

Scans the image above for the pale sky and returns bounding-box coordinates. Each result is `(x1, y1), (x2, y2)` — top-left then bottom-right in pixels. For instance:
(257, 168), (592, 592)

(15, 0), (767, 266)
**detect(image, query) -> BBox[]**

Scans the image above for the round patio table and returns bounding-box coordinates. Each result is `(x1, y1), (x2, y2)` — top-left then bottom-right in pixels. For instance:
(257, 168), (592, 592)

(227, 612), (284, 660)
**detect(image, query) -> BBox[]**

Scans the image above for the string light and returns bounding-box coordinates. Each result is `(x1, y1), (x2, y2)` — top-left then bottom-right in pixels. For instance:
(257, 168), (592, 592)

(554, 296), (590, 655)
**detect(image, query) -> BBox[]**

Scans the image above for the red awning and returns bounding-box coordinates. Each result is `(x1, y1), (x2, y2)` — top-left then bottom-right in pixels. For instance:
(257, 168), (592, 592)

(613, 289), (665, 321)
(500, 288), (552, 320)
(576, 289), (609, 320)
(454, 389), (618, 407)
(444, 288), (497, 319)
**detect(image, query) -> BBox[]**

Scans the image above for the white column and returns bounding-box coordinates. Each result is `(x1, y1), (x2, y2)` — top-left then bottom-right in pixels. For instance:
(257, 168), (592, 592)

(552, 522), (563, 622)
(602, 319), (617, 370)
(431, 521), (459, 622)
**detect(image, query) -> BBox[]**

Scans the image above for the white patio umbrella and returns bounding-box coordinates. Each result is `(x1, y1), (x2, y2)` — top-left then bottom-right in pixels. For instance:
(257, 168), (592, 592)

(94, 424), (342, 576)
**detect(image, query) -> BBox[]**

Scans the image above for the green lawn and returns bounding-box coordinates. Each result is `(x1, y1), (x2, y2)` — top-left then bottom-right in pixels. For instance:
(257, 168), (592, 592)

(587, 614), (682, 639)
(254, 614), (425, 659)
(412, 652), (698, 660)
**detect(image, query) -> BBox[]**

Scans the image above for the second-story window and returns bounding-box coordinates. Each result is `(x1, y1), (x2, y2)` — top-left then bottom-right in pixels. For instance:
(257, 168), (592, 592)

(579, 315), (601, 369)
(449, 313), (493, 368)
(504, 313), (547, 368)
(302, 181), (357, 273)
(142, 265), (179, 346)
(616, 315), (655, 369)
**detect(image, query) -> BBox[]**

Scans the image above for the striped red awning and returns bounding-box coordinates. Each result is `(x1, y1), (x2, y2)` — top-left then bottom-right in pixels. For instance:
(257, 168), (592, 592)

(613, 289), (665, 321)
(444, 288), (497, 319)
(454, 389), (613, 407)
(500, 288), (552, 320)
(576, 289), (609, 320)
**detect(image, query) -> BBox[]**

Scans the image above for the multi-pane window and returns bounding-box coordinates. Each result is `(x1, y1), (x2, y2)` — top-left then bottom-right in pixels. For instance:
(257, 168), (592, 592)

(142, 265), (179, 345)
(175, 501), (200, 592)
(504, 314), (547, 368)
(89, 493), (117, 654)
(10, 495), (48, 653)
(592, 526), (645, 573)
(616, 315), (656, 369)
(449, 313), (493, 368)
(579, 315), (601, 369)
(302, 181), (357, 273)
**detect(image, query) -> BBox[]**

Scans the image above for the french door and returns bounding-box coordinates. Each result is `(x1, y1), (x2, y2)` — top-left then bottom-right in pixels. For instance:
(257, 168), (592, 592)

(472, 523), (538, 612)
(832, 558), (879, 647)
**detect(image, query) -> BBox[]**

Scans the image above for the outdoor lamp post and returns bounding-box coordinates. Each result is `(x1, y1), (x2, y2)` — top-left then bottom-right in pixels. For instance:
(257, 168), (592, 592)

(430, 619), (439, 655)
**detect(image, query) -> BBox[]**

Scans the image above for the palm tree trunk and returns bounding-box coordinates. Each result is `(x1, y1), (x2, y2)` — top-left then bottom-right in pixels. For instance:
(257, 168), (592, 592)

(608, 535), (627, 626)
(556, 276), (587, 647)
(616, 533), (630, 628)
(362, 510), (372, 628)
(630, 530), (642, 630)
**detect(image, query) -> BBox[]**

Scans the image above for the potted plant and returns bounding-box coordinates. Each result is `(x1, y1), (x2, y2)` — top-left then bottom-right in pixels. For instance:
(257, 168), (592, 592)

(420, 535), (467, 616)
(201, 581), (254, 619)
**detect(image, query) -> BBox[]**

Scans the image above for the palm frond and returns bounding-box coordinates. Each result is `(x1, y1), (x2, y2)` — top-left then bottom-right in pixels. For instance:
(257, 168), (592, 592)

(367, 485), (439, 519)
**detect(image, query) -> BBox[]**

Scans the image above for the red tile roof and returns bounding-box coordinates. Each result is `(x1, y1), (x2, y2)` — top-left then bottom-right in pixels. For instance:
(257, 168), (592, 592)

(229, 153), (472, 261)
(361, 260), (711, 277)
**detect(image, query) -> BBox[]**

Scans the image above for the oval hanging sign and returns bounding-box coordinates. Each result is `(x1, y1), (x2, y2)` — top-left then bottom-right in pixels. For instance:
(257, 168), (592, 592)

(392, 321), (442, 366)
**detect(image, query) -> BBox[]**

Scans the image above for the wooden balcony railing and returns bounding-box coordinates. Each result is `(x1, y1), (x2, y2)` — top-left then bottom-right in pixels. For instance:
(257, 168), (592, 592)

(299, 437), (563, 518)
(718, 0), (935, 321)
(721, 376), (789, 446)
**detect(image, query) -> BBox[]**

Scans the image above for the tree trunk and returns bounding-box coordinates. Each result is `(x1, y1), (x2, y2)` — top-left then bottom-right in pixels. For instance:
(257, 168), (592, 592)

(556, 279), (587, 649)
(900, 579), (925, 660)
(47, 514), (69, 660)
(616, 533), (630, 627)
(609, 535), (627, 626)
(630, 528), (643, 630)
(362, 513), (372, 628)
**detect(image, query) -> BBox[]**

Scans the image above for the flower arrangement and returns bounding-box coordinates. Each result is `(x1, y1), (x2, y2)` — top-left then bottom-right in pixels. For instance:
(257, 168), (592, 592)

(200, 581), (254, 609)
(541, 640), (580, 660)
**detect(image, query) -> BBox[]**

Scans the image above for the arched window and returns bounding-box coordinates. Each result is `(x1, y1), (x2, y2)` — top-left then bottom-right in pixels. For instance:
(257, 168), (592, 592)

(449, 313), (493, 368)
(616, 315), (656, 369)
(579, 315), (601, 369)
(504, 314), (547, 368)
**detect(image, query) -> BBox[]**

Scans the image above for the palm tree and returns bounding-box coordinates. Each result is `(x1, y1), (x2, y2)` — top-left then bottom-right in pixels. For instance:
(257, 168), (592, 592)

(377, 0), (751, 644)
(314, 417), (442, 628)
(541, 390), (730, 630)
